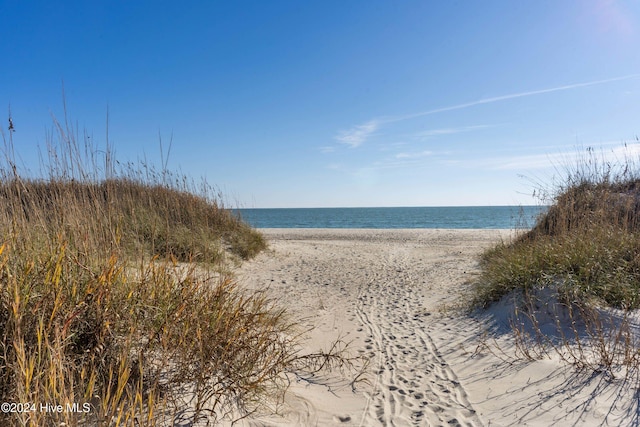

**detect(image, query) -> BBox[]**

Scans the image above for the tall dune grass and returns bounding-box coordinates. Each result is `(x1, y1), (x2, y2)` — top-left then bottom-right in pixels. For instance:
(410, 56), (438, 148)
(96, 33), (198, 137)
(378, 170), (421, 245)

(474, 144), (640, 376)
(0, 112), (352, 425)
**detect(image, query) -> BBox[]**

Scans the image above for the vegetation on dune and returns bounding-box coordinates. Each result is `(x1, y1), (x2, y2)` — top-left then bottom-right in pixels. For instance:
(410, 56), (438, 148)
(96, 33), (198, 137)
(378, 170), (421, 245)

(0, 112), (354, 426)
(474, 144), (640, 375)
(475, 146), (640, 310)
(0, 178), (266, 264)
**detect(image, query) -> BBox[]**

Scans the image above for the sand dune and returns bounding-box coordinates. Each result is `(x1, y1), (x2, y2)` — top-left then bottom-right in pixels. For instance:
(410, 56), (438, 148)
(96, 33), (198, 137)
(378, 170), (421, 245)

(232, 229), (639, 426)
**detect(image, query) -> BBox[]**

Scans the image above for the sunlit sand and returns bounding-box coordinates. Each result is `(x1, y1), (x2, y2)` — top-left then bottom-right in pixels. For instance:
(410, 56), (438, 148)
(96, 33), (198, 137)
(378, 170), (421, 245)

(230, 228), (639, 426)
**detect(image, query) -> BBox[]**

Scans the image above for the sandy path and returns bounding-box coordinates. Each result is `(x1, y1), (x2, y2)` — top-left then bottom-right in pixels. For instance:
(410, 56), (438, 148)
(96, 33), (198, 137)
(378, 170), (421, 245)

(352, 238), (483, 426)
(233, 229), (503, 426)
(232, 229), (639, 427)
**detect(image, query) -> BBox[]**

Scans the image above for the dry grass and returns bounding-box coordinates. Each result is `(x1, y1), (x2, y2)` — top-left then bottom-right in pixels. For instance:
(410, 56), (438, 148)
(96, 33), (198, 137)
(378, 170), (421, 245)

(474, 144), (640, 377)
(0, 111), (357, 426)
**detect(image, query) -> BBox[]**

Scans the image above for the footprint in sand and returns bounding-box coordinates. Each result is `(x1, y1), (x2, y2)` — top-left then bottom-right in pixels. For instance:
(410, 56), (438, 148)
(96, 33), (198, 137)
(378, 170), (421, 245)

(354, 246), (483, 427)
(332, 415), (351, 423)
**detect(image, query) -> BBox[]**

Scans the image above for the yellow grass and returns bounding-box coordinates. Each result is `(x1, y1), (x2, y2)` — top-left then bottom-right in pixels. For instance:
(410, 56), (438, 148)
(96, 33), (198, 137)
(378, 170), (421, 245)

(474, 144), (640, 377)
(0, 111), (354, 425)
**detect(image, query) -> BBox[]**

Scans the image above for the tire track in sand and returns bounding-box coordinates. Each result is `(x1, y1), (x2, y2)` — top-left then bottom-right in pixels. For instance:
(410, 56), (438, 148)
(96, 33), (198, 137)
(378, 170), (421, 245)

(355, 246), (483, 427)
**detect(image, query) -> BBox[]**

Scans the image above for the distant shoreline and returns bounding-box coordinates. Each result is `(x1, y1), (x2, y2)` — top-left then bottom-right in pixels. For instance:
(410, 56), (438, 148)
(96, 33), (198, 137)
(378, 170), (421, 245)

(236, 205), (546, 229)
(239, 204), (547, 209)
(253, 227), (516, 244)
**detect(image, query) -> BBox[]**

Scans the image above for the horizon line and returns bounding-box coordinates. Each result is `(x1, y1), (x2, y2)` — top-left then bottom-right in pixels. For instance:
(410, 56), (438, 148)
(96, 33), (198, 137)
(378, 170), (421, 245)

(234, 204), (548, 209)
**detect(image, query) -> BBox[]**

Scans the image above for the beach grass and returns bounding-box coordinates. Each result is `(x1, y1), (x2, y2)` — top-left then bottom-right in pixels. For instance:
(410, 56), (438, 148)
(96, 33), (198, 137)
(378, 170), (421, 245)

(0, 113), (351, 425)
(475, 145), (640, 309)
(473, 145), (640, 374)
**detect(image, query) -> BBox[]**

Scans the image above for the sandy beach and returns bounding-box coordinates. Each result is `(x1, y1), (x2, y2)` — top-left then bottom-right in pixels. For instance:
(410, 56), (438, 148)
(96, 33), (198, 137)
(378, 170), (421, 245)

(232, 229), (639, 427)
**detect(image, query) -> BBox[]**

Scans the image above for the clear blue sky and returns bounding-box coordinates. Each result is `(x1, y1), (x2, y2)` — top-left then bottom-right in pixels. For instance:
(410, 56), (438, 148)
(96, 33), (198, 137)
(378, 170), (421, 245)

(2, 1), (640, 207)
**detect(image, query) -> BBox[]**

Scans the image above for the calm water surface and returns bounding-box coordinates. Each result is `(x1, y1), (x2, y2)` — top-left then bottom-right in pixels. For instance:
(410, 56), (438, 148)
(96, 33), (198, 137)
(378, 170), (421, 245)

(235, 206), (547, 229)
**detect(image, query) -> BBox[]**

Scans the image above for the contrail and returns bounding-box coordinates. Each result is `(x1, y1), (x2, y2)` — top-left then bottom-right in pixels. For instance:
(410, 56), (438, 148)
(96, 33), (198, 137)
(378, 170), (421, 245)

(386, 73), (640, 123)
(337, 73), (640, 147)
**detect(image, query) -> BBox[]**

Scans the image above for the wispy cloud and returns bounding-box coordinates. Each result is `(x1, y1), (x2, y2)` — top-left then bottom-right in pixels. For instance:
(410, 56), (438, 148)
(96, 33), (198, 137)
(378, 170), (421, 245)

(488, 152), (565, 170)
(365, 150), (436, 171)
(410, 124), (495, 139)
(395, 150), (432, 159)
(472, 141), (640, 171)
(337, 74), (640, 147)
(410, 128), (463, 138)
(335, 120), (379, 147)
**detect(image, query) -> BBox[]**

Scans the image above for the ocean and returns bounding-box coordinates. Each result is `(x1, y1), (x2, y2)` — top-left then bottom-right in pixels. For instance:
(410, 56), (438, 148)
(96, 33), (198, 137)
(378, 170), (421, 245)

(235, 206), (547, 229)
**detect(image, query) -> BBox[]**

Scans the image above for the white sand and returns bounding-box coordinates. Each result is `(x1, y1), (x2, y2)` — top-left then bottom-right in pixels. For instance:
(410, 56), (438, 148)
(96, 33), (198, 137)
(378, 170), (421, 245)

(231, 229), (639, 426)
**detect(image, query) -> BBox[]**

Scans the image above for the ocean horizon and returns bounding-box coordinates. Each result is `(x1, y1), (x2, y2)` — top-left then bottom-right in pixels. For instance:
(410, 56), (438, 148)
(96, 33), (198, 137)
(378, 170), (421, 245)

(235, 205), (547, 229)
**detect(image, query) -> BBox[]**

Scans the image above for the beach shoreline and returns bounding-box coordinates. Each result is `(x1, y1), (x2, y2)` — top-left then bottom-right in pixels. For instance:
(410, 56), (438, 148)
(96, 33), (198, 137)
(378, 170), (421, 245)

(231, 228), (638, 426)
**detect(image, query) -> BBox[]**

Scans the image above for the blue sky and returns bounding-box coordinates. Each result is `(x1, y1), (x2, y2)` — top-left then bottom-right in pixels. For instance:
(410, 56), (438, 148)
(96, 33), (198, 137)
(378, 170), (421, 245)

(2, 1), (640, 207)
